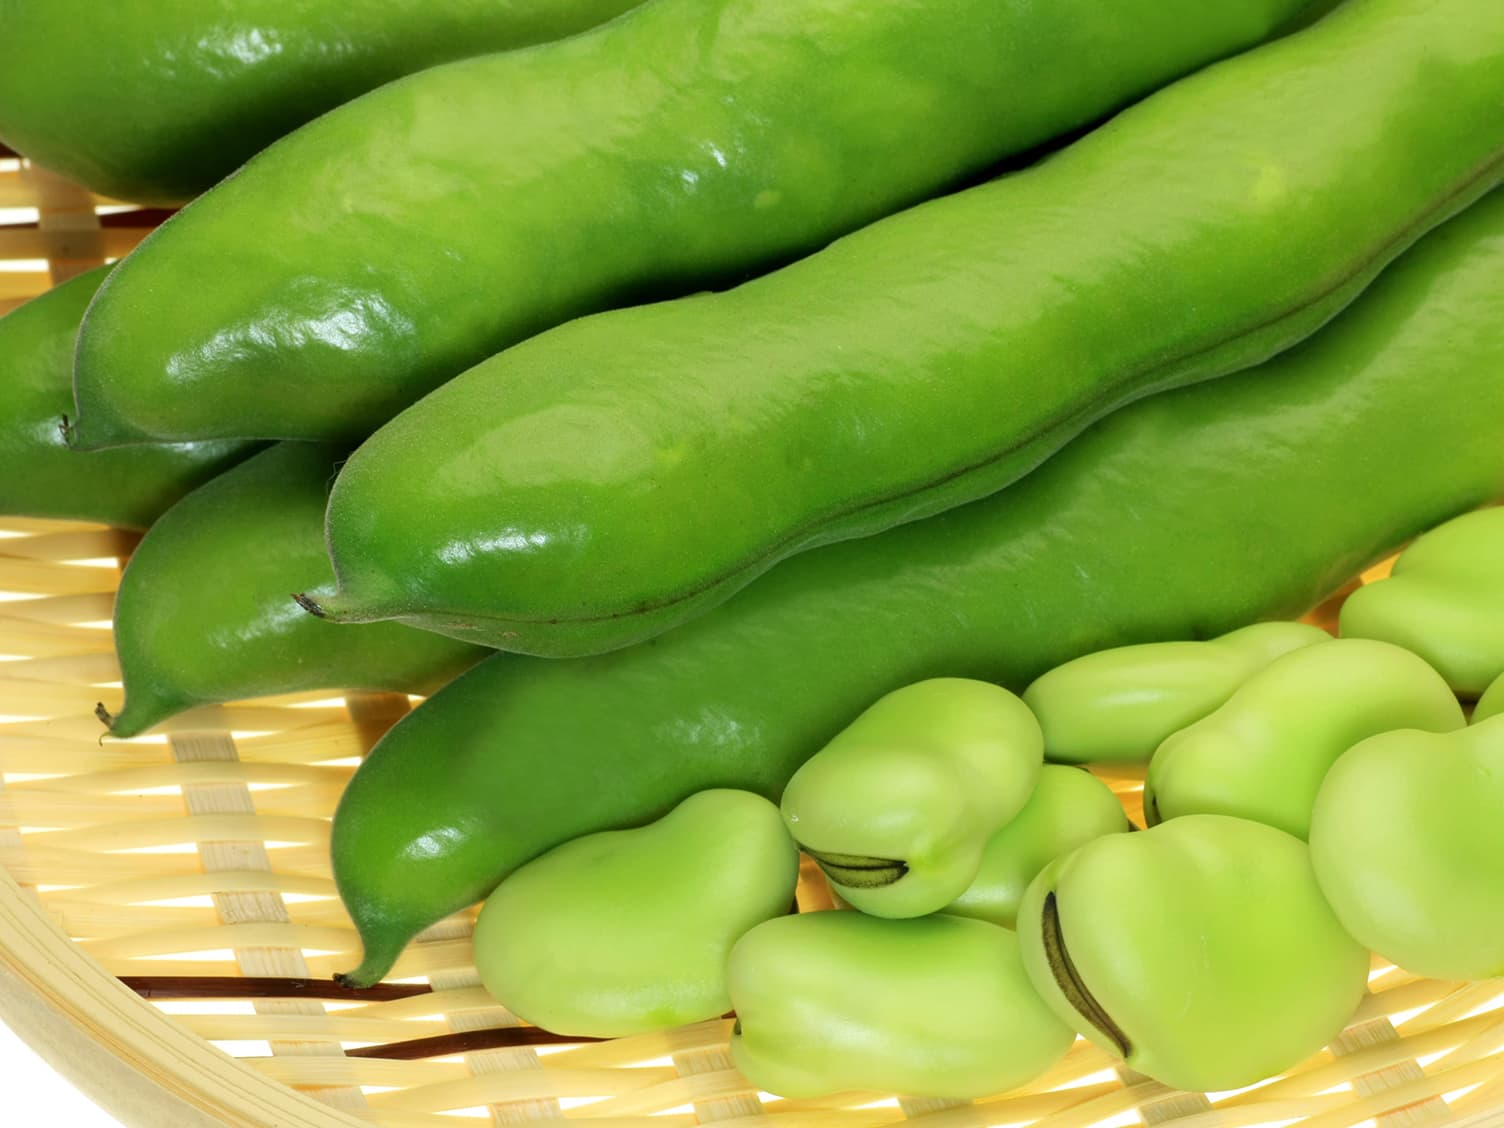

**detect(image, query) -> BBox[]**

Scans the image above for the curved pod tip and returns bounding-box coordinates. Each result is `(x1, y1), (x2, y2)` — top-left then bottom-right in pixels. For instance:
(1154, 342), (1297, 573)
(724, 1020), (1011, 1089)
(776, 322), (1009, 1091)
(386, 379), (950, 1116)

(95, 698), (170, 741)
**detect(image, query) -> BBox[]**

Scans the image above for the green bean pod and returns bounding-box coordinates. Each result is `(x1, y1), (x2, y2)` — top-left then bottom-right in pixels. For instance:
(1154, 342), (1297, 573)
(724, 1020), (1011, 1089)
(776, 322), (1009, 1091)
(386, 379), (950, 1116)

(1339, 507), (1504, 695)
(330, 189), (1504, 988)
(1144, 638), (1465, 837)
(1024, 622), (1330, 764)
(101, 443), (486, 738)
(943, 766), (1131, 929)
(780, 678), (1042, 918)
(0, 0), (643, 205)
(0, 268), (254, 530)
(1017, 815), (1369, 1092)
(310, 0), (1504, 658)
(1310, 720), (1504, 980)
(728, 912), (1074, 1100)
(69, 0), (1319, 447)
(473, 789), (797, 1038)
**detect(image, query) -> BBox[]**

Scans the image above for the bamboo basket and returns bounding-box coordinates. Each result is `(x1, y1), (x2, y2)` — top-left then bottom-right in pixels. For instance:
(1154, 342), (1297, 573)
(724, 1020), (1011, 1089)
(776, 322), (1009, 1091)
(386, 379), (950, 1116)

(3, 150), (1504, 1128)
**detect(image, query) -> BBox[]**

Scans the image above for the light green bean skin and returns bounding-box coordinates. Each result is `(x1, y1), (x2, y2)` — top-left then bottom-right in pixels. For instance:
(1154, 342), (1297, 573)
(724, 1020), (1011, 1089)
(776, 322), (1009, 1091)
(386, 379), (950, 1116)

(779, 679), (1041, 918)
(1476, 673), (1504, 723)
(1024, 622), (1330, 764)
(1145, 638), (1465, 837)
(1310, 721), (1504, 980)
(943, 766), (1130, 929)
(472, 790), (796, 1038)
(728, 911), (1073, 1100)
(1339, 507), (1504, 696)
(1017, 814), (1369, 1092)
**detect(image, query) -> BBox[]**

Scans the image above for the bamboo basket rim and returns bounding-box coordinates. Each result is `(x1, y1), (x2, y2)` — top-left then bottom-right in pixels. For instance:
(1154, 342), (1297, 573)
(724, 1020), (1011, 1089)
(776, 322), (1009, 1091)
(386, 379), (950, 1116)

(0, 862), (362, 1128)
(4, 153), (1504, 1128)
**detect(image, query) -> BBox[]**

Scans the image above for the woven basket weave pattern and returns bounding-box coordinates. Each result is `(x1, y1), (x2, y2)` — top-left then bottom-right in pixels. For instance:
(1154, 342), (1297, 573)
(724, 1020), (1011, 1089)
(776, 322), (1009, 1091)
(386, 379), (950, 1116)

(1, 151), (1503, 1128)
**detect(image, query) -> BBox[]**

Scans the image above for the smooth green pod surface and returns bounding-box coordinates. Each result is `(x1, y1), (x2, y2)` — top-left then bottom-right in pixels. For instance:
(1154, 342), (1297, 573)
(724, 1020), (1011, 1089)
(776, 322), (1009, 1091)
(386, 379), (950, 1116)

(1476, 673), (1504, 723)
(1018, 815), (1369, 1092)
(473, 790), (796, 1038)
(0, 0), (642, 205)
(943, 766), (1131, 929)
(779, 679), (1042, 918)
(102, 443), (486, 738)
(1340, 507), (1504, 695)
(1310, 721), (1504, 980)
(1144, 638), (1465, 837)
(310, 0), (1504, 658)
(728, 911), (1073, 1100)
(70, 0), (1319, 447)
(1024, 622), (1330, 764)
(330, 190), (1504, 988)
(0, 268), (253, 530)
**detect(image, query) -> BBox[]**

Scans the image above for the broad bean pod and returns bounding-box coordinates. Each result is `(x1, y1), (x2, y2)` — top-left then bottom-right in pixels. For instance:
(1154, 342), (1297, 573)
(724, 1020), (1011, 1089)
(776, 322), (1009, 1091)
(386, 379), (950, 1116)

(101, 443), (486, 737)
(313, 0), (1504, 657)
(330, 189), (1504, 988)
(70, 0), (1318, 446)
(0, 0), (643, 204)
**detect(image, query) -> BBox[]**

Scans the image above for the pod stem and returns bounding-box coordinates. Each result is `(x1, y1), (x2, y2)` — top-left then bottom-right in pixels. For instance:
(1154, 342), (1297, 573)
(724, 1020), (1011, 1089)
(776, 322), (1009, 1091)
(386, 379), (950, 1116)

(95, 697), (171, 740)
(292, 591), (327, 618)
(1041, 891), (1131, 1058)
(293, 590), (386, 624)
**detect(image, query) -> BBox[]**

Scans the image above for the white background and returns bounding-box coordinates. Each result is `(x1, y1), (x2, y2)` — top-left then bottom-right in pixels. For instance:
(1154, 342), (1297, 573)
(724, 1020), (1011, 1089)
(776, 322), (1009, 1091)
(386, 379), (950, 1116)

(0, 1010), (123, 1125)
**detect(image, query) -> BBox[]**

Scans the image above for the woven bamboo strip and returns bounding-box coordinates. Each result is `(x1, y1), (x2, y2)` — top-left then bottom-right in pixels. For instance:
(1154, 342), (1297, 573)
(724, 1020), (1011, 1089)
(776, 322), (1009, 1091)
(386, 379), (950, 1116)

(1297, 1054), (1504, 1128)
(0, 529), (143, 562)
(0, 556), (120, 595)
(2, 785), (347, 826)
(1450, 1069), (1504, 1118)
(2, 839), (336, 880)
(674, 1045), (766, 1122)
(176, 1013), (451, 1043)
(684, 1114), (891, 1128)
(84, 921), (356, 961)
(94, 934), (477, 982)
(0, 225), (145, 262)
(1355, 980), (1472, 1027)
(0, 679), (121, 716)
(6, 651), (123, 685)
(43, 870), (337, 905)
(366, 1067), (678, 1112)
(0, 591), (116, 623)
(13, 761), (352, 794)
(1240, 1012), (1504, 1104)
(0, 272), (58, 300)
(340, 986), (493, 1023)
(0, 616), (115, 658)
(0, 169), (124, 211)
(48, 898), (350, 938)
(30, 162), (106, 284)
(0, 517), (110, 538)
(250, 1056), (473, 1088)
(1404, 982), (1504, 1035)
(28, 812), (332, 852)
